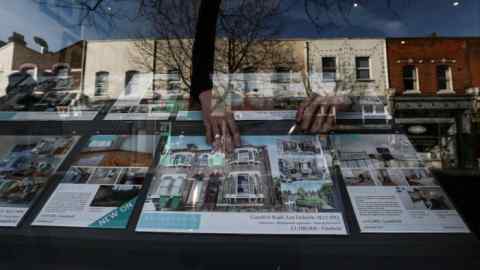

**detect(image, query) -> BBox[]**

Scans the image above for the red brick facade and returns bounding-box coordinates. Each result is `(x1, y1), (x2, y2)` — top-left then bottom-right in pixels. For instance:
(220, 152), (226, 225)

(387, 38), (479, 96)
(467, 38), (480, 88)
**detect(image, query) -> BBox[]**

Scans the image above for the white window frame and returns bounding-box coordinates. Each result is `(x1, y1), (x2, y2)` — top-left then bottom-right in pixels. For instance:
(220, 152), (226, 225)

(321, 56), (337, 82)
(403, 65), (421, 94)
(436, 65), (454, 94)
(355, 56), (371, 81)
(94, 71), (109, 97)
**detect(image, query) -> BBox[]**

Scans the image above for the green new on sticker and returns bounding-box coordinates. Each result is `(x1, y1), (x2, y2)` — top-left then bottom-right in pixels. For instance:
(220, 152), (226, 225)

(89, 197), (137, 228)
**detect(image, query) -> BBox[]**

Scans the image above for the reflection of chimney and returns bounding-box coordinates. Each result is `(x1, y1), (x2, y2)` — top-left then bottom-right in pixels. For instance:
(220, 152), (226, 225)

(8, 32), (26, 46)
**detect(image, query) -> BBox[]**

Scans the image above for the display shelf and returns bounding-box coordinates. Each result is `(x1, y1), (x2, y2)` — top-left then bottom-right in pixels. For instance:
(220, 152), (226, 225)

(0, 120), (478, 270)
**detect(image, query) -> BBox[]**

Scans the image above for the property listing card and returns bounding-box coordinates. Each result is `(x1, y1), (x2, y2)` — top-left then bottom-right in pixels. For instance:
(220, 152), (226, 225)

(136, 135), (347, 235)
(329, 134), (470, 233)
(33, 133), (165, 229)
(0, 135), (79, 227)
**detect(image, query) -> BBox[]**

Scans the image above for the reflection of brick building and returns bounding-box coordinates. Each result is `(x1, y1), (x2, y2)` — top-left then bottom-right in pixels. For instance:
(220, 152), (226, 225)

(387, 37), (480, 169)
(0, 32), (84, 96)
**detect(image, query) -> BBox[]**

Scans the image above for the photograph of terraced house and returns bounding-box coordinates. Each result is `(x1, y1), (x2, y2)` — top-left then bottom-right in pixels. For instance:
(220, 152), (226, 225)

(143, 135), (339, 213)
(0, 135), (77, 207)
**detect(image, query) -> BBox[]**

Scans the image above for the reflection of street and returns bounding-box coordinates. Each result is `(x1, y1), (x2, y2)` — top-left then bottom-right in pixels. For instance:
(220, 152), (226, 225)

(400, 187), (453, 210)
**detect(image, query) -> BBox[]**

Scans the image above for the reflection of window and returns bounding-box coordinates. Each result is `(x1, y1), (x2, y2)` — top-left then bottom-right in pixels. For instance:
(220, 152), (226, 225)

(272, 66), (291, 83)
(242, 67), (257, 93)
(125, 70), (140, 95)
(403, 65), (418, 91)
(167, 68), (180, 91)
(20, 65), (38, 80)
(436, 65), (452, 91)
(355, 57), (370, 80)
(53, 64), (70, 79)
(322, 57), (336, 81)
(95, 71), (109, 96)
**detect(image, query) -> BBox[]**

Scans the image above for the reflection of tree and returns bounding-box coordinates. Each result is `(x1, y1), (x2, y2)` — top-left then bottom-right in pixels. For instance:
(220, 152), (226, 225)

(39, 0), (410, 98)
(133, 0), (298, 93)
(34, 0), (121, 27)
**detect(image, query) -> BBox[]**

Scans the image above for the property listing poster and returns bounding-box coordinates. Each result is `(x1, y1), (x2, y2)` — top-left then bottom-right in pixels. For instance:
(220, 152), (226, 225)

(136, 135), (348, 235)
(329, 134), (470, 233)
(33, 132), (166, 229)
(0, 135), (79, 227)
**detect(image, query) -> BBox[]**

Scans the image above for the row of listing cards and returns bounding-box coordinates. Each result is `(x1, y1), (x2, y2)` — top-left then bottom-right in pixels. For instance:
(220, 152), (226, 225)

(0, 131), (470, 234)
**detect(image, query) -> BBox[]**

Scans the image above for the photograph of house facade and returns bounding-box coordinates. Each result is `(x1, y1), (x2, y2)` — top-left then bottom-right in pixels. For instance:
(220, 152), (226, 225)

(141, 135), (341, 214)
(331, 134), (438, 188)
(0, 135), (78, 227)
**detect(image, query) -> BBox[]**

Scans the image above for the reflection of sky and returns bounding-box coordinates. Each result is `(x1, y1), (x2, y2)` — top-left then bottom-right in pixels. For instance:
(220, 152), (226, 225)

(1, 0), (479, 51)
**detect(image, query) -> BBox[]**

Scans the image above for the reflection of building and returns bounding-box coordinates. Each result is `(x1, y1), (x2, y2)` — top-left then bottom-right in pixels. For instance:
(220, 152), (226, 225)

(307, 38), (389, 97)
(0, 32), (84, 97)
(307, 39), (390, 122)
(83, 40), (154, 99)
(388, 38), (480, 169)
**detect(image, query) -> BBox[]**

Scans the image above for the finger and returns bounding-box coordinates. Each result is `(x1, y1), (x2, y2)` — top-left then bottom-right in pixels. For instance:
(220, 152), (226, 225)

(226, 116), (241, 147)
(326, 102), (338, 131)
(301, 101), (322, 131)
(212, 118), (221, 140)
(214, 120), (225, 152)
(221, 120), (229, 152)
(310, 105), (328, 133)
(204, 121), (213, 144)
(296, 97), (312, 123)
(224, 132), (233, 153)
(310, 115), (325, 134)
(322, 115), (335, 133)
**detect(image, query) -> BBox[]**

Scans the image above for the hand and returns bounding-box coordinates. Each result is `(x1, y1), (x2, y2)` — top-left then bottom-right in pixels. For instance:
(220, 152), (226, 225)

(199, 90), (241, 152)
(296, 95), (351, 133)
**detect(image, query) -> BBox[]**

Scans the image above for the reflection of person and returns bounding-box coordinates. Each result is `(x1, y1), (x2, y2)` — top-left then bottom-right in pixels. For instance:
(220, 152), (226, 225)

(410, 189), (449, 210)
(191, 0), (239, 152)
(418, 190), (450, 210)
(296, 95), (352, 133)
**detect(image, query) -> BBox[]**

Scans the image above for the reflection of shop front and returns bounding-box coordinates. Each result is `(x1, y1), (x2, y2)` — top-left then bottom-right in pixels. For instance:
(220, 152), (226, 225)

(392, 96), (476, 169)
(472, 109), (480, 168)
